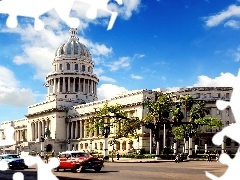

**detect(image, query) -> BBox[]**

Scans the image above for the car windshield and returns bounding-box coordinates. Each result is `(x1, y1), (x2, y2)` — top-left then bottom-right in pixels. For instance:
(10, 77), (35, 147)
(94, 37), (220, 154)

(71, 153), (89, 157)
(3, 155), (20, 159)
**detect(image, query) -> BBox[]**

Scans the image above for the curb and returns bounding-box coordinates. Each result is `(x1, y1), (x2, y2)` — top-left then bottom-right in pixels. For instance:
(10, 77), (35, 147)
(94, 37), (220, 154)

(104, 160), (190, 163)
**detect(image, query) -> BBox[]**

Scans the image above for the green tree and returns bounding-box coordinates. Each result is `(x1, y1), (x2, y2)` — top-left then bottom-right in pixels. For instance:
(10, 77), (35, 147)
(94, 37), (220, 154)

(141, 93), (173, 157)
(88, 103), (141, 139)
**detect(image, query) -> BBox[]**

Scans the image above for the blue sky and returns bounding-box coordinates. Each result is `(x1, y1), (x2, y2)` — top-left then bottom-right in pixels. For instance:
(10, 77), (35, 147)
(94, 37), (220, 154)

(0, 0), (240, 122)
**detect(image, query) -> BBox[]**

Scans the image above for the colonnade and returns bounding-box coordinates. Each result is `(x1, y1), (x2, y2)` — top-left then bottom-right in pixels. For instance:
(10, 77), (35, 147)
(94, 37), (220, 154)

(47, 77), (97, 95)
(31, 120), (51, 141)
(66, 119), (100, 139)
(14, 129), (27, 142)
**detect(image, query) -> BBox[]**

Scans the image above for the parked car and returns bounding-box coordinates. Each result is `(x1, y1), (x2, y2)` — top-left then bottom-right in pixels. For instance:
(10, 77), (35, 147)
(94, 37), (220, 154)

(0, 154), (28, 169)
(54, 151), (104, 173)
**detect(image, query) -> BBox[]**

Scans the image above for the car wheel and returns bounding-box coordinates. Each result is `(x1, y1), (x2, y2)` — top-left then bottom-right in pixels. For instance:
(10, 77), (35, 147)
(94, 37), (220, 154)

(94, 167), (101, 172)
(76, 166), (83, 173)
(54, 168), (59, 172)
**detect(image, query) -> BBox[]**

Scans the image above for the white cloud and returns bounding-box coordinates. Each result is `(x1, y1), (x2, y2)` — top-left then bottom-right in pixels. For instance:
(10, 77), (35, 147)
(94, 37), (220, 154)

(131, 74), (143, 80)
(97, 84), (128, 100)
(204, 5), (240, 28)
(106, 56), (131, 71)
(0, 66), (35, 107)
(192, 72), (237, 87)
(99, 76), (116, 83)
(118, 0), (142, 19)
(224, 20), (240, 29)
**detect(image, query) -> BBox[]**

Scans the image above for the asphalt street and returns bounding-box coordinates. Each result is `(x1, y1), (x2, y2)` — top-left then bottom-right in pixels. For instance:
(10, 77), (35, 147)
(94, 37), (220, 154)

(0, 161), (227, 180)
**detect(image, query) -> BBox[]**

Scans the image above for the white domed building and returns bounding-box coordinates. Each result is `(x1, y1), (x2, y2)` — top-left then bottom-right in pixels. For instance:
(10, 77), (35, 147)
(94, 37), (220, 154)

(0, 29), (237, 156)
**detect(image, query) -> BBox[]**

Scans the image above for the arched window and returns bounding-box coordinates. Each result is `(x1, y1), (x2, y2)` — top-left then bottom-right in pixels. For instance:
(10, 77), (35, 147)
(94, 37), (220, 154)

(61, 47), (64, 54)
(75, 64), (78, 70)
(88, 67), (90, 72)
(59, 64), (62, 70)
(74, 41), (78, 55)
(82, 65), (85, 72)
(67, 63), (70, 70)
(67, 44), (71, 54)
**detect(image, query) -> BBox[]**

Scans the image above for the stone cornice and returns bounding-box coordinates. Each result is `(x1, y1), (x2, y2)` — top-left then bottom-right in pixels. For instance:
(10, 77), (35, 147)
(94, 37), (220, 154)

(25, 107), (66, 118)
(173, 87), (233, 93)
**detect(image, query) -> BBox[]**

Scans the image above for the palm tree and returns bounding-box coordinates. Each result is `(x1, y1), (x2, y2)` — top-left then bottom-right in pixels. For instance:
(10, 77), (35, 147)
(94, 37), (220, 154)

(142, 93), (173, 159)
(179, 94), (194, 153)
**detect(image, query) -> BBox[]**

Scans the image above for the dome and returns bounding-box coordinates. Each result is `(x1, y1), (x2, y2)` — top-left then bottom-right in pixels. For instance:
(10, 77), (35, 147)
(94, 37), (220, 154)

(55, 28), (92, 60)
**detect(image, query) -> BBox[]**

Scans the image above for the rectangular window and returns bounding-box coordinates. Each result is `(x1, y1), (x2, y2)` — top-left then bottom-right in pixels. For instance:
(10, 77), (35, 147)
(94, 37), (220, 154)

(217, 93), (221, 98)
(226, 109), (229, 116)
(226, 93), (230, 99)
(196, 93), (200, 98)
(207, 93), (211, 98)
(226, 121), (230, 126)
(216, 109), (221, 115)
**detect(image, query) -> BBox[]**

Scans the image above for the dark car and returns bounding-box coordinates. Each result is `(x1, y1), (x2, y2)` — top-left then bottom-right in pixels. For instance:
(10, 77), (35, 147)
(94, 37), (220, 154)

(0, 154), (28, 170)
(54, 151), (104, 173)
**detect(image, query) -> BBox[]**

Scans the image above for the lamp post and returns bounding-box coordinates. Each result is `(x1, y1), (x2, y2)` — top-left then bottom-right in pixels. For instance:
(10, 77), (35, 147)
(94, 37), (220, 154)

(149, 129), (152, 154)
(102, 125), (110, 161)
(40, 135), (45, 158)
(90, 139), (93, 155)
(137, 135), (140, 154)
(67, 137), (70, 151)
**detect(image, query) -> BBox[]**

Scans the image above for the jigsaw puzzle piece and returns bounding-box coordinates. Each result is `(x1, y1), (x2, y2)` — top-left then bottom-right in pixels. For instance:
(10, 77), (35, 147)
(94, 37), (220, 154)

(54, 0), (79, 28)
(205, 171), (219, 180)
(12, 172), (24, 180)
(0, 160), (8, 171)
(0, 126), (16, 146)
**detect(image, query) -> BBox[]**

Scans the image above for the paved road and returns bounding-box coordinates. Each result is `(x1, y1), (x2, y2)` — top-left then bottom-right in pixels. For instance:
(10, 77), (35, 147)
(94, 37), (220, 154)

(0, 161), (227, 180)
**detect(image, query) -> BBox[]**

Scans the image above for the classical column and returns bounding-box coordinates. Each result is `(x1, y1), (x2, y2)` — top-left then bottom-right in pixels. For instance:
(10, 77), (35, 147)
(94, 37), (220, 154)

(67, 123), (69, 139)
(58, 78), (60, 93)
(80, 120), (83, 138)
(42, 121), (45, 136)
(79, 78), (81, 93)
(75, 121), (78, 138)
(63, 77), (66, 92)
(31, 123), (34, 141)
(68, 77), (70, 92)
(73, 78), (76, 93)
(35, 123), (37, 140)
(83, 79), (86, 94)
(83, 120), (86, 138)
(53, 78), (56, 94)
(71, 122), (74, 139)
(38, 121), (41, 139)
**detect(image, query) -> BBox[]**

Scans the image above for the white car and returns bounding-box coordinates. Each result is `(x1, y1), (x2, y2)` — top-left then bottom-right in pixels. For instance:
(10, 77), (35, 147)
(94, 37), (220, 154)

(0, 154), (28, 169)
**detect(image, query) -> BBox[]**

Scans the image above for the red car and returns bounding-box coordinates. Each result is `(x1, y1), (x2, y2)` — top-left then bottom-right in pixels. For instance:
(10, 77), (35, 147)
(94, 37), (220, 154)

(54, 151), (104, 173)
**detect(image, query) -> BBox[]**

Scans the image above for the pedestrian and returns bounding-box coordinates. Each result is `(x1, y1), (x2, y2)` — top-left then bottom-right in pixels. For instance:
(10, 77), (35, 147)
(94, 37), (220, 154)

(45, 154), (49, 163)
(216, 151), (219, 162)
(207, 151), (211, 162)
(51, 150), (55, 157)
(117, 152), (120, 160)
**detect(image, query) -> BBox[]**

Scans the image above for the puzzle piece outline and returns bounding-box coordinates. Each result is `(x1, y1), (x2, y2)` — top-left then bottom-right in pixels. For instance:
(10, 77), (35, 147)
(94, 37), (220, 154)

(206, 69), (240, 179)
(0, 0), (123, 31)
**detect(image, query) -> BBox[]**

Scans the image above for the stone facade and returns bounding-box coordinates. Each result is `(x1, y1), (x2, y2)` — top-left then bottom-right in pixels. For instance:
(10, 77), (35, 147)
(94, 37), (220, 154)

(0, 29), (237, 155)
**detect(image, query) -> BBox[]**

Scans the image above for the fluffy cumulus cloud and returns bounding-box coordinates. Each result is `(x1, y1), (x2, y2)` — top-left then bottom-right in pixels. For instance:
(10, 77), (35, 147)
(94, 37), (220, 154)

(192, 72), (237, 87)
(204, 4), (240, 28)
(0, 66), (35, 106)
(97, 84), (128, 100)
(106, 56), (131, 71)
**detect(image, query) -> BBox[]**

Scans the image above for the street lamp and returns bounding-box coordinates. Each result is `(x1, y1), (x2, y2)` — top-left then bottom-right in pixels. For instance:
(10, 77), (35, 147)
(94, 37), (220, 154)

(40, 134), (45, 158)
(102, 121), (110, 161)
(67, 137), (70, 151)
(90, 139), (93, 155)
(137, 135), (140, 154)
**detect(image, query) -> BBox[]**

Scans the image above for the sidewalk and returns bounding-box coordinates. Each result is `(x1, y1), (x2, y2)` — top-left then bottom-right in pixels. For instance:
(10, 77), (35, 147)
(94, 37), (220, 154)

(105, 158), (189, 163)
